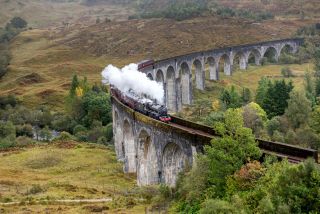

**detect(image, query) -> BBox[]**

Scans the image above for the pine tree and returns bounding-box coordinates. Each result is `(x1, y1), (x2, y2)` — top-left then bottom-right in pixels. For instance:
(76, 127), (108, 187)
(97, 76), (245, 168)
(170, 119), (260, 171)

(69, 74), (79, 98)
(262, 80), (293, 118)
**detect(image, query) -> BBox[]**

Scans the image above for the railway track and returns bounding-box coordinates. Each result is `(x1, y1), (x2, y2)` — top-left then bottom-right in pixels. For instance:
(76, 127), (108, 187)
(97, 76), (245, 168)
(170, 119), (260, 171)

(111, 95), (318, 164)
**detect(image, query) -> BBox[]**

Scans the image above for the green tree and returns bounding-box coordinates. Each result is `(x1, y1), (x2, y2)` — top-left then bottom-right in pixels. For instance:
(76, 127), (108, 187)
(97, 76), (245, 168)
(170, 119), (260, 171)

(0, 120), (16, 140)
(175, 109), (261, 213)
(202, 109), (261, 198)
(304, 71), (316, 106)
(266, 116), (281, 136)
(242, 102), (267, 137)
(241, 87), (252, 105)
(69, 74), (79, 98)
(310, 106), (320, 134)
(219, 85), (241, 109)
(81, 91), (112, 126)
(315, 77), (320, 98)
(39, 126), (52, 142)
(285, 90), (312, 129)
(314, 49), (320, 76)
(255, 77), (270, 107)
(262, 80), (293, 118)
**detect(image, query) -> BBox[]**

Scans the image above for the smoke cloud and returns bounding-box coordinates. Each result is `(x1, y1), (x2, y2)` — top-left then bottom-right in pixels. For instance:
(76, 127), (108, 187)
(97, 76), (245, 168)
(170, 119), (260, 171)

(101, 63), (164, 104)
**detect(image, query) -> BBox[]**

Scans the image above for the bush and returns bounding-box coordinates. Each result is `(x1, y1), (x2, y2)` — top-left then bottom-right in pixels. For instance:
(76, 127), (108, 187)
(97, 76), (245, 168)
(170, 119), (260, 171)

(16, 124), (33, 137)
(281, 67), (294, 78)
(73, 124), (87, 135)
(97, 136), (107, 145)
(28, 184), (43, 195)
(0, 120), (16, 139)
(55, 131), (74, 141)
(199, 199), (236, 214)
(203, 111), (224, 126)
(15, 136), (33, 147)
(87, 127), (104, 143)
(75, 131), (88, 142)
(0, 138), (15, 149)
(0, 95), (17, 109)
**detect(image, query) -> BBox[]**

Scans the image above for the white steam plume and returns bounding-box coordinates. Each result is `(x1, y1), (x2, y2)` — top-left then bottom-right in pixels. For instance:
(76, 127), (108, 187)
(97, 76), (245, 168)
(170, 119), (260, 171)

(101, 63), (164, 104)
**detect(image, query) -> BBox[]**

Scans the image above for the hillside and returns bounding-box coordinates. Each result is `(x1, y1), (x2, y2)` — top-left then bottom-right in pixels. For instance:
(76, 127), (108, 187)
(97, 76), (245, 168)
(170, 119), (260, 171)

(0, 0), (133, 28)
(0, 142), (148, 213)
(133, 0), (320, 19)
(0, 15), (318, 110)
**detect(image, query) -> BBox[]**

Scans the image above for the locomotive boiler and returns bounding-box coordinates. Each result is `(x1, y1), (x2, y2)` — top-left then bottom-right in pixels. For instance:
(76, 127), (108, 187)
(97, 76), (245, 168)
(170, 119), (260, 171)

(110, 86), (171, 123)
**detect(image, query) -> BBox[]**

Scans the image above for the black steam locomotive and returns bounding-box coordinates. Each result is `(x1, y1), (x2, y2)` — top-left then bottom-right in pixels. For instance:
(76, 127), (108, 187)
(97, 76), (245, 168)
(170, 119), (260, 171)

(111, 86), (171, 123)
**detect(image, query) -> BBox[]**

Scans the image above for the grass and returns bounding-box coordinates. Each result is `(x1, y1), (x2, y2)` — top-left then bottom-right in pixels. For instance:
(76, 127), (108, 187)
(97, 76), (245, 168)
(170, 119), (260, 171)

(0, 0), (133, 28)
(0, 142), (150, 213)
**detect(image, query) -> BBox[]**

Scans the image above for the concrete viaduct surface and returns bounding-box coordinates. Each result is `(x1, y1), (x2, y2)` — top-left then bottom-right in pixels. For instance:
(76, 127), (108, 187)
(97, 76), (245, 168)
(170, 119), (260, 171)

(112, 38), (318, 187)
(140, 38), (304, 112)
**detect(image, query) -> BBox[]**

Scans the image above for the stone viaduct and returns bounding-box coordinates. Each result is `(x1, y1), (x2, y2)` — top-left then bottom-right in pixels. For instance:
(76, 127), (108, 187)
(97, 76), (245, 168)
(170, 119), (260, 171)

(112, 93), (318, 187)
(111, 38), (318, 187)
(140, 38), (304, 112)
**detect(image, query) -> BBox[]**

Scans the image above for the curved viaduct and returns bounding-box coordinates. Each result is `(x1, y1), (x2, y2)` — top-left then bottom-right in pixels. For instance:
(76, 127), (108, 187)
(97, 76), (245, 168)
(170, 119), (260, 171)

(140, 38), (303, 112)
(112, 38), (318, 187)
(112, 93), (318, 187)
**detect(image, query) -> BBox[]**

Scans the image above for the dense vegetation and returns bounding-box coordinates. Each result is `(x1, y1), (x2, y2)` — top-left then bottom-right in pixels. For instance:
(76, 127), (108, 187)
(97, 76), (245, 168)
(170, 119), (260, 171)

(169, 109), (320, 213)
(0, 17), (27, 78)
(0, 75), (113, 149)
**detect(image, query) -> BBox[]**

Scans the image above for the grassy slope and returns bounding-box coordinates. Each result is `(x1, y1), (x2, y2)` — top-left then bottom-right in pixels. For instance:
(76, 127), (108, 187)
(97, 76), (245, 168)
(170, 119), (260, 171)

(0, 16), (318, 111)
(0, 142), (147, 213)
(0, 0), (133, 28)
(136, 0), (320, 18)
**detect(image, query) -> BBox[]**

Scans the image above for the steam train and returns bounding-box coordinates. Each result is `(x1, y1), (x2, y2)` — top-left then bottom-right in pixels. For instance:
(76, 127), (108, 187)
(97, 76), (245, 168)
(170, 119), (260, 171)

(111, 86), (171, 123)
(138, 59), (154, 70)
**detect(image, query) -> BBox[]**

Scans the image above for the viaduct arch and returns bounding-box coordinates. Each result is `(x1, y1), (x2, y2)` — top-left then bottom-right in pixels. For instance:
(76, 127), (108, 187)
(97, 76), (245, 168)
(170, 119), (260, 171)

(140, 38), (303, 112)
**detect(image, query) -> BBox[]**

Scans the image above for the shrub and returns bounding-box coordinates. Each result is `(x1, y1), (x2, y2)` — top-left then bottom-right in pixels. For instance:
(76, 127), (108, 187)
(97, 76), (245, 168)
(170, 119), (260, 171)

(16, 124), (33, 137)
(105, 123), (113, 142)
(73, 124), (87, 135)
(15, 136), (33, 147)
(0, 95), (17, 109)
(54, 131), (74, 141)
(28, 184), (43, 195)
(0, 138), (15, 149)
(75, 131), (88, 142)
(97, 136), (107, 145)
(0, 120), (16, 139)
(281, 67), (294, 78)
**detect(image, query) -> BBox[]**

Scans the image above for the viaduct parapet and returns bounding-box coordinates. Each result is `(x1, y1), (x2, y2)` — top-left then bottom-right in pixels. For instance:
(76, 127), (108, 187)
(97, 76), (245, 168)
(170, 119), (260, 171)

(140, 38), (304, 112)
